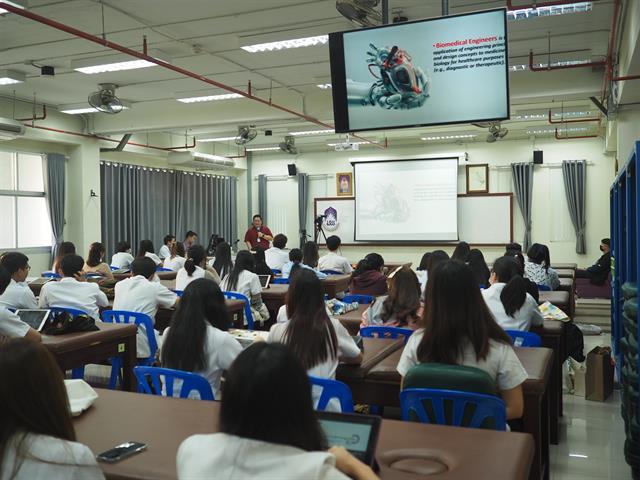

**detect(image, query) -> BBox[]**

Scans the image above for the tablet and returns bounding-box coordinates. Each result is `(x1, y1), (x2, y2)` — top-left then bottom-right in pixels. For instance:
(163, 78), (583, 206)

(316, 411), (381, 467)
(258, 275), (271, 288)
(15, 309), (51, 332)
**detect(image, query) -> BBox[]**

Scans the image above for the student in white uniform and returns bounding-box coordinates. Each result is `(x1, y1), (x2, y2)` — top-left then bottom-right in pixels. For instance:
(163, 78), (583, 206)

(158, 234), (175, 260)
(220, 250), (269, 325)
(318, 236), (353, 274)
(482, 256), (544, 331)
(268, 269), (361, 411)
(162, 278), (242, 399)
(38, 255), (109, 321)
(0, 252), (38, 310)
(176, 245), (220, 291)
(176, 342), (378, 480)
(264, 233), (290, 271)
(110, 241), (135, 269)
(524, 243), (560, 290)
(0, 338), (104, 479)
(397, 259), (526, 420)
(83, 242), (114, 280)
(0, 266), (40, 341)
(163, 242), (187, 272)
(136, 239), (162, 266)
(210, 241), (234, 279)
(113, 257), (178, 359)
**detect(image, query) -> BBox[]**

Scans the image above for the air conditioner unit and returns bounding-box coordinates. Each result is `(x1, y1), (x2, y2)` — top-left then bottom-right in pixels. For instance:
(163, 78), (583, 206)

(167, 151), (235, 169)
(0, 117), (26, 141)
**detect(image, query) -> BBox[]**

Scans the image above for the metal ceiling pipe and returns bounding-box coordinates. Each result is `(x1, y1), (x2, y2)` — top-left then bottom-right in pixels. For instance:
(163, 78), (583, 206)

(100, 133), (132, 152)
(600, 0), (621, 102)
(612, 74), (640, 81)
(16, 104), (47, 122)
(442, 0), (449, 16)
(528, 50), (606, 71)
(547, 110), (600, 124)
(0, 2), (384, 149)
(507, 0), (601, 10)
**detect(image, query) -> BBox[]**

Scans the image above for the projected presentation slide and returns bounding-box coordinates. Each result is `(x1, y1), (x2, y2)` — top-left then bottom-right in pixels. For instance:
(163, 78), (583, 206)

(354, 158), (458, 242)
(329, 8), (508, 133)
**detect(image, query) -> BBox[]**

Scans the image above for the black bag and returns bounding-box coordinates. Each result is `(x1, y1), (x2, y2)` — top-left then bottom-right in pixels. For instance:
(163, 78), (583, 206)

(566, 320), (585, 362)
(42, 310), (99, 335)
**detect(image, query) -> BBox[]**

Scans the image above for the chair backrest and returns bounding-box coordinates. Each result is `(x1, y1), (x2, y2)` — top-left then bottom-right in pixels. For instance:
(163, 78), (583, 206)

(271, 269), (282, 275)
(222, 291), (254, 330)
(48, 306), (89, 318)
(536, 283), (552, 291)
(156, 266), (173, 272)
(321, 270), (343, 275)
(171, 289), (184, 297)
(505, 330), (542, 347)
(308, 375), (354, 413)
(134, 366), (214, 400)
(360, 326), (414, 345)
(400, 388), (507, 430)
(343, 294), (375, 305)
(272, 277), (289, 285)
(101, 310), (158, 360)
(403, 363), (498, 396)
(109, 265), (119, 271)
(42, 271), (61, 279)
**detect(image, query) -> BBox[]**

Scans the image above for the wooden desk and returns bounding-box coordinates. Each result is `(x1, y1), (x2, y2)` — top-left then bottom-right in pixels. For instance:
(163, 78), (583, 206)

(556, 277), (576, 318)
(261, 284), (288, 319)
(348, 347), (552, 480)
(538, 291), (570, 317)
(322, 274), (351, 298)
(43, 323), (137, 392)
(338, 304), (368, 335)
(336, 337), (403, 381)
(151, 299), (244, 332)
(74, 389), (534, 480)
(384, 262), (412, 271)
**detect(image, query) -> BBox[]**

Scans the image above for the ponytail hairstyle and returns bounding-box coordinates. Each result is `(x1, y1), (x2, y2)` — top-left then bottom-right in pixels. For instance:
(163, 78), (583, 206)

(351, 258), (372, 279)
(540, 244), (552, 272)
(170, 241), (186, 259)
(224, 250), (254, 291)
(185, 244), (206, 277)
(492, 256), (527, 316)
(86, 242), (106, 267)
(137, 240), (155, 258)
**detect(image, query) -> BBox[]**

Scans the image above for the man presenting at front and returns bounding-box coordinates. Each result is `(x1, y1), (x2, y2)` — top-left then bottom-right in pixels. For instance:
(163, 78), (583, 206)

(244, 214), (273, 251)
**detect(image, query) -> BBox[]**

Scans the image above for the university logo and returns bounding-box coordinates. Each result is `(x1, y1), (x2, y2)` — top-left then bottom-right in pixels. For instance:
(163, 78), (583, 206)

(323, 207), (339, 232)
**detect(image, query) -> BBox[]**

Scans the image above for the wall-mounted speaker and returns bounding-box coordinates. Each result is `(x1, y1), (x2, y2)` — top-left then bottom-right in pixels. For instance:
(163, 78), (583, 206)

(287, 163), (297, 176)
(533, 150), (543, 164)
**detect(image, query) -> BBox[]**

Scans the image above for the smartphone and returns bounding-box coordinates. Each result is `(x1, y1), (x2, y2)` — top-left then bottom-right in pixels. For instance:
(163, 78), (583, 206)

(96, 441), (147, 463)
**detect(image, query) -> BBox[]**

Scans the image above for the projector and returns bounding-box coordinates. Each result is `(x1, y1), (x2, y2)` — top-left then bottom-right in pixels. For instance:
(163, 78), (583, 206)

(334, 142), (359, 151)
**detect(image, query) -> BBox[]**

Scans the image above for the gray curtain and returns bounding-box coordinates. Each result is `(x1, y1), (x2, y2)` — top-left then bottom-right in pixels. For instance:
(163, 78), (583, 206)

(258, 174), (267, 223)
(100, 163), (237, 258)
(297, 172), (308, 247)
(43, 153), (66, 261)
(511, 162), (534, 251)
(562, 160), (587, 254)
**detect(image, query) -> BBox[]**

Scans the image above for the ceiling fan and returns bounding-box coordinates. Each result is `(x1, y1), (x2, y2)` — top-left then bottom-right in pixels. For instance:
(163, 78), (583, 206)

(336, 0), (382, 27)
(473, 121), (509, 143)
(88, 83), (125, 114)
(279, 135), (298, 155)
(235, 125), (258, 145)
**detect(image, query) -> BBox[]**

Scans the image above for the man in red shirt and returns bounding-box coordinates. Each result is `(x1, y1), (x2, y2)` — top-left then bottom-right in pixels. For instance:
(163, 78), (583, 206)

(244, 214), (273, 251)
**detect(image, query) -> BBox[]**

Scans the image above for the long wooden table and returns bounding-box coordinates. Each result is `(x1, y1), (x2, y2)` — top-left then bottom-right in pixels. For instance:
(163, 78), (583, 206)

(74, 389), (534, 480)
(338, 346), (552, 480)
(43, 323), (137, 392)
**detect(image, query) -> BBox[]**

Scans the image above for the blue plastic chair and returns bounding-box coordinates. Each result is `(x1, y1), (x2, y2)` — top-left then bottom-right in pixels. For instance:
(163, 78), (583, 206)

(102, 310), (158, 389)
(47, 307), (90, 379)
(109, 265), (119, 271)
(222, 292), (254, 330)
(321, 270), (343, 275)
(506, 330), (542, 347)
(360, 326), (414, 345)
(308, 375), (354, 413)
(343, 294), (375, 305)
(400, 388), (507, 431)
(272, 277), (289, 285)
(271, 269), (282, 275)
(156, 266), (172, 272)
(42, 271), (61, 279)
(536, 284), (552, 291)
(171, 289), (184, 297)
(134, 366), (215, 401)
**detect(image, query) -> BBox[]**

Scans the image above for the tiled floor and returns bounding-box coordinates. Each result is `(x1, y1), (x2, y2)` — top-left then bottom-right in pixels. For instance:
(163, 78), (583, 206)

(550, 334), (632, 479)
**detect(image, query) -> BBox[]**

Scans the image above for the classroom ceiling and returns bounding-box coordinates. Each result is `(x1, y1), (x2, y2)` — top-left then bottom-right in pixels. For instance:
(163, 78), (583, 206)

(0, 0), (622, 149)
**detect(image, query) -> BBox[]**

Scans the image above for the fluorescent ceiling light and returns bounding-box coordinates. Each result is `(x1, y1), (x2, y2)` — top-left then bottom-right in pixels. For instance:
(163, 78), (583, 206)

(0, 1), (25, 15)
(71, 50), (170, 74)
(241, 35), (328, 53)
(176, 93), (243, 103)
(327, 141), (369, 147)
(197, 136), (237, 143)
(510, 59), (591, 71)
(193, 152), (232, 161)
(246, 146), (280, 152)
(527, 126), (592, 135)
(60, 104), (130, 115)
(0, 69), (25, 85)
(317, 83), (332, 89)
(568, 453), (589, 458)
(421, 134), (476, 141)
(290, 129), (335, 136)
(508, 2), (591, 20)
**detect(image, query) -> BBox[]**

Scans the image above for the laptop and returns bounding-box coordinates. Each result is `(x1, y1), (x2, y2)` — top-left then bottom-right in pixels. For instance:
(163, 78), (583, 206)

(15, 309), (51, 332)
(258, 275), (271, 288)
(316, 411), (381, 468)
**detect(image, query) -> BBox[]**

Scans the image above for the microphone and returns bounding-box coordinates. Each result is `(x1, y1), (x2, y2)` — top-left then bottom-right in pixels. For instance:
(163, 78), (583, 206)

(256, 226), (261, 232)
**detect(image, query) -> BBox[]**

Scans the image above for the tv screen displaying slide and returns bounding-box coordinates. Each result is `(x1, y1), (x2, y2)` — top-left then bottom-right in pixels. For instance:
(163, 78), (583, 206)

(353, 158), (458, 242)
(329, 8), (508, 133)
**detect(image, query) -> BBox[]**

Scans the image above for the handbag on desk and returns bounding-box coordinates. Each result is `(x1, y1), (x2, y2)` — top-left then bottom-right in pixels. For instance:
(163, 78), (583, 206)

(42, 311), (99, 335)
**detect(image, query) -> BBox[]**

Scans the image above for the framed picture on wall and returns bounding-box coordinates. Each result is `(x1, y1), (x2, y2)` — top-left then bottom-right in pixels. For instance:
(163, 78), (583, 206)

(466, 164), (489, 194)
(336, 172), (353, 197)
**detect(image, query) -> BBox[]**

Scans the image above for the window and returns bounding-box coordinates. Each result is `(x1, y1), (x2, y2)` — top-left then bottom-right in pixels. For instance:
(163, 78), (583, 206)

(0, 151), (53, 249)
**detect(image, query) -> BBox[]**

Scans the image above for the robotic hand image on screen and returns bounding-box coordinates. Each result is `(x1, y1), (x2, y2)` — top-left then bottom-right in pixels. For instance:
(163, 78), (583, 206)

(347, 43), (429, 110)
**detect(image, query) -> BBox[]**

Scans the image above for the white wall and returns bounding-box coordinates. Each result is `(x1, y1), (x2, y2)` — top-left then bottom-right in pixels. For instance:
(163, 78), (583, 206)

(248, 137), (615, 268)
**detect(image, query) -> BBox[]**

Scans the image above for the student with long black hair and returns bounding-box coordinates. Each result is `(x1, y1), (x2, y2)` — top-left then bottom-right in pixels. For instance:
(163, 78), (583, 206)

(220, 250), (269, 324)
(349, 253), (387, 296)
(482, 256), (544, 331)
(52, 241), (76, 274)
(211, 241), (234, 280)
(525, 243), (560, 290)
(253, 246), (274, 278)
(451, 241), (470, 261)
(397, 260), (526, 420)
(268, 269), (361, 411)
(415, 249), (450, 293)
(163, 241), (186, 272)
(176, 245), (220, 291)
(302, 241), (328, 279)
(110, 240), (134, 269)
(0, 339), (103, 479)
(162, 279), (242, 399)
(504, 249), (539, 301)
(136, 239), (162, 266)
(84, 242), (114, 280)
(466, 248), (490, 287)
(176, 343), (378, 479)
